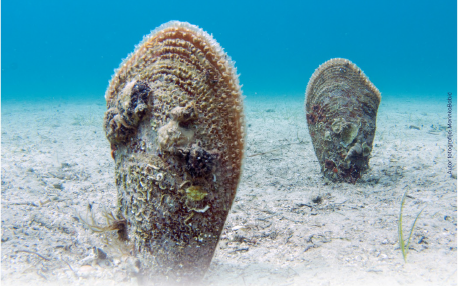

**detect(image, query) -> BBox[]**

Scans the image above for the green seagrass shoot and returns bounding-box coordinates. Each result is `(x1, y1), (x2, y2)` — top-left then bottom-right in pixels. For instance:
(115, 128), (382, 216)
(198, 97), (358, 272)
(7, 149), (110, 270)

(398, 190), (425, 262)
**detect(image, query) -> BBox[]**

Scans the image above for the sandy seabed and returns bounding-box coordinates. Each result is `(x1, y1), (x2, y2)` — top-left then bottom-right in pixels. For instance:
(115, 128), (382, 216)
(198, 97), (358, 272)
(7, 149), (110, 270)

(1, 95), (457, 286)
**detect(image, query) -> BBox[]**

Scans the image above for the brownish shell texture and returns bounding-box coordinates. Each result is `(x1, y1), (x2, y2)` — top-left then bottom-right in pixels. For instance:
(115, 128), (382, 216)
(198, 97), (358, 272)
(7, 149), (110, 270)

(305, 58), (381, 183)
(103, 21), (245, 284)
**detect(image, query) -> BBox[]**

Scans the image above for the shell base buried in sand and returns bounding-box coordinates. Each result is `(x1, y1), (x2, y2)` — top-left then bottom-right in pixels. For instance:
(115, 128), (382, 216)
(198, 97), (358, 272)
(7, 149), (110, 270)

(103, 21), (245, 284)
(305, 58), (381, 183)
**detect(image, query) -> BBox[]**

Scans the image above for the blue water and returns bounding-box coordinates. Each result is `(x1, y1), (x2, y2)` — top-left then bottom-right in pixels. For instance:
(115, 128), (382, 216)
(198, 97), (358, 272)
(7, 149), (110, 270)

(2, 0), (457, 103)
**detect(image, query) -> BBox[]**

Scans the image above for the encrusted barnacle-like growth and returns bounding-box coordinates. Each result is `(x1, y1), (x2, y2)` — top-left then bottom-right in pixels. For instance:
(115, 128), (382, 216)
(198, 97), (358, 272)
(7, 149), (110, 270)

(340, 121), (360, 147)
(362, 142), (371, 157)
(178, 143), (220, 178)
(103, 21), (245, 284)
(157, 118), (195, 154)
(171, 102), (198, 125)
(104, 80), (151, 143)
(344, 143), (362, 161)
(305, 58), (381, 183)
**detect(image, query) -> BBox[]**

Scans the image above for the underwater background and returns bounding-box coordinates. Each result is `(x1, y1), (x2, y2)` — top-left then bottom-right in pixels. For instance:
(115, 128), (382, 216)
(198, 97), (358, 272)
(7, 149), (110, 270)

(2, 0), (457, 103)
(2, 1), (457, 285)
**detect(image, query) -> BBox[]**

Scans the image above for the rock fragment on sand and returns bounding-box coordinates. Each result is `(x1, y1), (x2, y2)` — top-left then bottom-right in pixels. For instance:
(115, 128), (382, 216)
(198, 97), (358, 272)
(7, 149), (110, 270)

(103, 21), (245, 284)
(305, 58), (381, 183)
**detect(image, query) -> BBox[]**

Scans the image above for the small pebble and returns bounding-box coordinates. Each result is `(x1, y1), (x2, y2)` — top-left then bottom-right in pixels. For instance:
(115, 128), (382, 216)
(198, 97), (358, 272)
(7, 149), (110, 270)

(79, 265), (94, 273)
(52, 183), (63, 190)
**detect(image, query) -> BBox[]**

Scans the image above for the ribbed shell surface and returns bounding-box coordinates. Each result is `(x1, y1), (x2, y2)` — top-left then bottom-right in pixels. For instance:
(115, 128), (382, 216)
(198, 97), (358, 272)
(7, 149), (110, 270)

(103, 21), (245, 284)
(305, 58), (381, 183)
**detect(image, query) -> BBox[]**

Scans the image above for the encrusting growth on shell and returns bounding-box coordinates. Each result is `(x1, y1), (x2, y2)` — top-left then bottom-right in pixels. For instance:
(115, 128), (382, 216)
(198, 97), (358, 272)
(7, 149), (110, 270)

(305, 58), (381, 183)
(104, 80), (150, 143)
(102, 21), (245, 284)
(344, 143), (362, 161)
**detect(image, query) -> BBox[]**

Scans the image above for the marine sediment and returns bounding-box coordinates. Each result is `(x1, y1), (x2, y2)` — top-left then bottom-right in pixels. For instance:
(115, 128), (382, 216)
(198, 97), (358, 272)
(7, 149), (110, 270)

(305, 58), (381, 183)
(103, 21), (245, 284)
